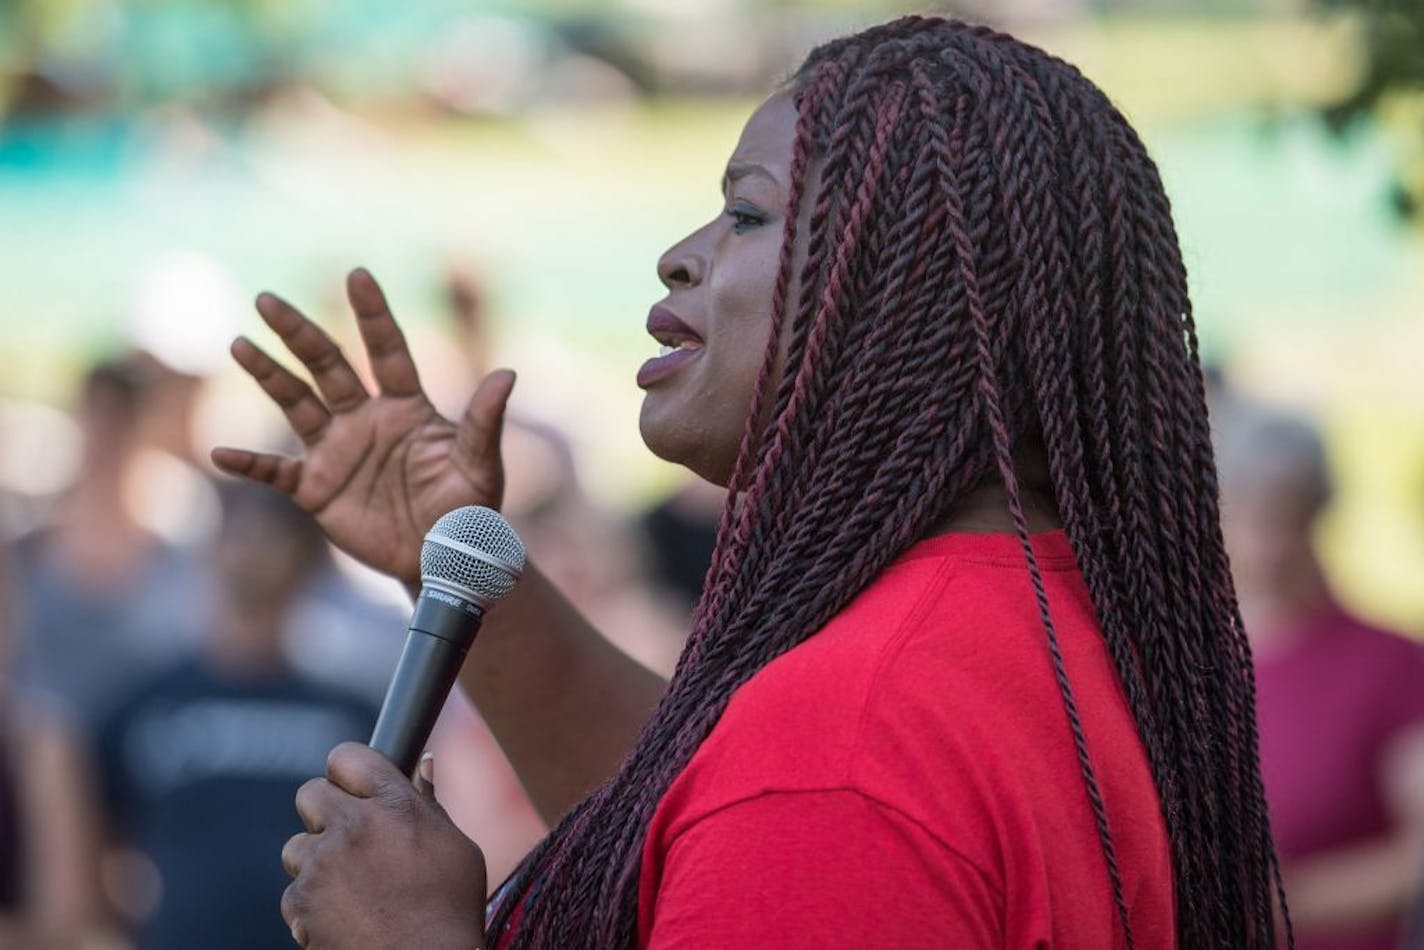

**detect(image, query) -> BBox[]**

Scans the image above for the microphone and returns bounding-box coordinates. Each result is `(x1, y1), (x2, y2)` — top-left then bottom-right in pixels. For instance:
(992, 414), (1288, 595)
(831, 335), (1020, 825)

(369, 506), (526, 776)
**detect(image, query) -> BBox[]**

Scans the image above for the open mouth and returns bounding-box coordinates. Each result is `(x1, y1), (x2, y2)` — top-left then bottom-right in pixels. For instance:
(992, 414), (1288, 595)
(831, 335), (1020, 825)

(638, 306), (704, 389)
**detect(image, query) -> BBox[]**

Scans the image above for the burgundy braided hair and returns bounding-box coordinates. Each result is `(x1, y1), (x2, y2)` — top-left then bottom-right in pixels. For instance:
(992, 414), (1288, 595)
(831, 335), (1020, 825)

(488, 17), (1290, 948)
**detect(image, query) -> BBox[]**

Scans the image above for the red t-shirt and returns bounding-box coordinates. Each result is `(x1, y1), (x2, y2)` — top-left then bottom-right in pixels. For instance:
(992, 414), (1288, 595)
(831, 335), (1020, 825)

(636, 530), (1174, 947)
(495, 530), (1175, 947)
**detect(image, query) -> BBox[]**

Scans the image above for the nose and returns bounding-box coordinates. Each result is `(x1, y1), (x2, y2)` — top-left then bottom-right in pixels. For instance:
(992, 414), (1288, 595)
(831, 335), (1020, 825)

(656, 227), (709, 290)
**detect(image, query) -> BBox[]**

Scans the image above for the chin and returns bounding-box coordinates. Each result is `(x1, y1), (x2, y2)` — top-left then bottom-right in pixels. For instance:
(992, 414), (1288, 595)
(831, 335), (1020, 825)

(638, 398), (733, 488)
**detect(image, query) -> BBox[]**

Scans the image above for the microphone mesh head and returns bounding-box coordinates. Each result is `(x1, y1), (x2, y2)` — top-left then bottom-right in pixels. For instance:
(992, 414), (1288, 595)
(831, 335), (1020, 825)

(420, 506), (525, 603)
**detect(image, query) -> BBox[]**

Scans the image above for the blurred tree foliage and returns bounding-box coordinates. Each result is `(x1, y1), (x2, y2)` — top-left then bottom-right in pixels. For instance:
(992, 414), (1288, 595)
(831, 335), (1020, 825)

(1316, 0), (1424, 219)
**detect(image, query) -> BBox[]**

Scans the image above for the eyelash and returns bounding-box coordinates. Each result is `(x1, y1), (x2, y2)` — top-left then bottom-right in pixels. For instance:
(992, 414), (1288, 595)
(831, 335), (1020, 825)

(725, 203), (767, 234)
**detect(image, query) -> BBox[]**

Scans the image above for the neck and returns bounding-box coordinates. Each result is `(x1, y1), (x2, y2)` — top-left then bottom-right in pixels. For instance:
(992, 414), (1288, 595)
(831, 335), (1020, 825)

(66, 461), (138, 524)
(932, 480), (1063, 537)
(206, 609), (288, 676)
(49, 466), (153, 588)
(1240, 558), (1332, 656)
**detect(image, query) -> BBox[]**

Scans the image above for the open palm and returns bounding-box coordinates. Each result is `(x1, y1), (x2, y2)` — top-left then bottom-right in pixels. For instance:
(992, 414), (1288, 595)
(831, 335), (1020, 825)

(211, 269), (514, 585)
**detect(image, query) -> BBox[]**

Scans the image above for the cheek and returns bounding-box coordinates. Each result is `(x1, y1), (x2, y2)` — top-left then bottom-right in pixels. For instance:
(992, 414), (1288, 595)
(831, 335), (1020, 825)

(705, 238), (784, 394)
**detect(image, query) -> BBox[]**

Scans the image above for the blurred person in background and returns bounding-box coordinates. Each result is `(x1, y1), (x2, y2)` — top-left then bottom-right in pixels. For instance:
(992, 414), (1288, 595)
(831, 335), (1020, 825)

(10, 357), (205, 733)
(0, 538), (104, 949)
(0, 403), (57, 540)
(124, 249), (243, 546)
(636, 477), (724, 622)
(94, 482), (376, 950)
(1219, 410), (1424, 950)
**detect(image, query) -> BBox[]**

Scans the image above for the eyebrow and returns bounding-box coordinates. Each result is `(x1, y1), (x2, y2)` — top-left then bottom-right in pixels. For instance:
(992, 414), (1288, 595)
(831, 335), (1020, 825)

(722, 161), (780, 192)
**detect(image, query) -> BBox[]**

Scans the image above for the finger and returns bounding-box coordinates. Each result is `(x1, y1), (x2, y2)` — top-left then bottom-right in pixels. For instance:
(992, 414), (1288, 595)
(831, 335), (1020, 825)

(347, 269), (422, 398)
(256, 292), (369, 412)
(230, 337), (331, 445)
(281, 832), (314, 879)
(455, 369), (516, 467)
(281, 882), (309, 946)
(210, 447), (302, 496)
(294, 778), (345, 833)
(413, 752), (436, 800)
(326, 742), (408, 799)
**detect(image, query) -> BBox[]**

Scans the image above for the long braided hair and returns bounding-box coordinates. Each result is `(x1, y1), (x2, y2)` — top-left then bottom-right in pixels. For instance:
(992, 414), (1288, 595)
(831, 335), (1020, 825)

(489, 17), (1289, 948)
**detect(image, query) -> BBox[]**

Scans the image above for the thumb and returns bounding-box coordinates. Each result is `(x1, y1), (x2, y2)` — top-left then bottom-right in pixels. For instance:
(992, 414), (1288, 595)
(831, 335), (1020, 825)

(455, 369), (516, 467)
(414, 751), (437, 801)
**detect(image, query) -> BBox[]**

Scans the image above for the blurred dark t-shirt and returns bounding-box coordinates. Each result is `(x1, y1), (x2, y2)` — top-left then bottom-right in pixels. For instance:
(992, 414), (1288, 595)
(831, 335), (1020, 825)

(639, 501), (717, 611)
(10, 530), (207, 731)
(96, 658), (377, 950)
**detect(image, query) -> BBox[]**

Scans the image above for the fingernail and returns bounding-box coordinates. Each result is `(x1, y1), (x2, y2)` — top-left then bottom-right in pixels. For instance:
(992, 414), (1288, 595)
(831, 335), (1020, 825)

(418, 752), (435, 784)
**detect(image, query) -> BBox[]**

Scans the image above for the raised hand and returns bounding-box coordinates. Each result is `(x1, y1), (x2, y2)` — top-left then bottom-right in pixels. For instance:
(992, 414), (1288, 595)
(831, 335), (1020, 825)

(211, 268), (514, 586)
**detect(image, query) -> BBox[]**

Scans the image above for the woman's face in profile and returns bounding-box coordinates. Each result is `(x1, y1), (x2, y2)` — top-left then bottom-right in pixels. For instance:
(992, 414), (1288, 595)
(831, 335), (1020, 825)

(637, 92), (810, 487)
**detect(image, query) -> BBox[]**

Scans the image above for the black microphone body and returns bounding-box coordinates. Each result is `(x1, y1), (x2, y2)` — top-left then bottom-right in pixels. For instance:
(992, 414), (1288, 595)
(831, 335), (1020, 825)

(369, 589), (485, 777)
(367, 506), (525, 777)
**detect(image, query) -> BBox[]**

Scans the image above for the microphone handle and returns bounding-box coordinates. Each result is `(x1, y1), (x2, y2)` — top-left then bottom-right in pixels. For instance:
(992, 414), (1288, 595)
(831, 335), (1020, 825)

(369, 592), (485, 777)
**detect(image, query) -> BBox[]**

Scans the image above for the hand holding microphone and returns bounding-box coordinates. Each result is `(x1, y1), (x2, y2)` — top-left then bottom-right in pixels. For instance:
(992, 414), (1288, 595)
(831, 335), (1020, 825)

(281, 505), (522, 950)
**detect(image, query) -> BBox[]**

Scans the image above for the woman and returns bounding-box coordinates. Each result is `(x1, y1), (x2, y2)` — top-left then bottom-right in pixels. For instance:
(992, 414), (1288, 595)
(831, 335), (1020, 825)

(214, 16), (1288, 948)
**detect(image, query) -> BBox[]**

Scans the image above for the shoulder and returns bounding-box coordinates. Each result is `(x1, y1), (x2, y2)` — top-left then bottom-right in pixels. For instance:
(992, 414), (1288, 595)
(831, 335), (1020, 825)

(723, 530), (1089, 732)
(1348, 614), (1424, 654)
(8, 528), (49, 571)
(676, 550), (958, 796)
(1328, 612), (1424, 730)
(1330, 610), (1424, 678)
(2, 690), (77, 754)
(730, 531), (1080, 704)
(734, 552), (954, 697)
(657, 531), (1091, 832)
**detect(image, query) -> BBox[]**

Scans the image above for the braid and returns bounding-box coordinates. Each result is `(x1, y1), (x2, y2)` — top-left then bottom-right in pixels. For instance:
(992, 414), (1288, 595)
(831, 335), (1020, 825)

(489, 17), (1288, 948)
(936, 68), (1138, 946)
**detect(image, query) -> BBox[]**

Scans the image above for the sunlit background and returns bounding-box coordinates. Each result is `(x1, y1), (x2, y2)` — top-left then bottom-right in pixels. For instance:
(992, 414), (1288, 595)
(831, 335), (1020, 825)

(2, 0), (1421, 619)
(1, 0), (1422, 947)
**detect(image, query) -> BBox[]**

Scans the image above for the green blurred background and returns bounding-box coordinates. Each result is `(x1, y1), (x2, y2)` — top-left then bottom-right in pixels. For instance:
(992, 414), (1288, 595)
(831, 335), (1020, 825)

(1, 0), (1421, 627)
